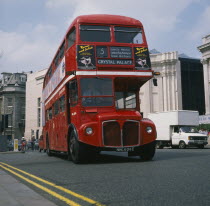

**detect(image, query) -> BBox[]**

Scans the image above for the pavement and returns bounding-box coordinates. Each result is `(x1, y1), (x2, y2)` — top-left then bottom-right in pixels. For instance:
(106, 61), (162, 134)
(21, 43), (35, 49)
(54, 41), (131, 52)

(0, 168), (57, 206)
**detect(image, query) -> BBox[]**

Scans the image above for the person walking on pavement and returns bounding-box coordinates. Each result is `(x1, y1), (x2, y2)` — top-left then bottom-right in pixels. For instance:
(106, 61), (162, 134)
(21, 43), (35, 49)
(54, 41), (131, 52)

(21, 137), (27, 153)
(31, 136), (35, 151)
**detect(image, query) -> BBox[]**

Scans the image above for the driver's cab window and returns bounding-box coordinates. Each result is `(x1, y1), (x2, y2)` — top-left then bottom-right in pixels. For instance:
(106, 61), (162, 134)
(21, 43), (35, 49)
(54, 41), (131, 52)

(173, 126), (179, 133)
(69, 80), (78, 106)
(115, 92), (136, 109)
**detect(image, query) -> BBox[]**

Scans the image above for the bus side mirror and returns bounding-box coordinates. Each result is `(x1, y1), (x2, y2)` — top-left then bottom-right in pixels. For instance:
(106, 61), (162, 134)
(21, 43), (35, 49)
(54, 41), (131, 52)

(153, 78), (158, 86)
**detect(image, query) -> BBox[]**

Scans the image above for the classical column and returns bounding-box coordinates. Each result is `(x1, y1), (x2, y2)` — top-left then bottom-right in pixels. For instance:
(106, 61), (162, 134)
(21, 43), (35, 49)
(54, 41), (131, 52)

(162, 69), (168, 111)
(202, 59), (210, 114)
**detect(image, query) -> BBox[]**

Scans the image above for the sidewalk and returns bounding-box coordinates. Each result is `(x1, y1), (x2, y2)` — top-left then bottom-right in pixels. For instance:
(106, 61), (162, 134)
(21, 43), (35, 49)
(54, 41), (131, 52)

(0, 169), (57, 206)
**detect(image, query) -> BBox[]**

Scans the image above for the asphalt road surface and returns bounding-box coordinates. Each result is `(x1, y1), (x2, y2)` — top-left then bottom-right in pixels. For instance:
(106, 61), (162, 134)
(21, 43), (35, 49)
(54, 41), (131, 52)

(0, 148), (210, 206)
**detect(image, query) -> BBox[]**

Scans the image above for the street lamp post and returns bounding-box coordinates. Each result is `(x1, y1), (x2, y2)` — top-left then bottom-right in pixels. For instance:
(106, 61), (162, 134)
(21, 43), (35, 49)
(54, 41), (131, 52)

(7, 106), (13, 140)
(3, 96), (6, 137)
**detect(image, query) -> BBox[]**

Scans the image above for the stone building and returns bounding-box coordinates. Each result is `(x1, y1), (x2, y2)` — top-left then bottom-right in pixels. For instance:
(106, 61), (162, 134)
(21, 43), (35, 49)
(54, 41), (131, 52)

(24, 69), (47, 140)
(198, 34), (210, 115)
(140, 51), (205, 117)
(0, 72), (27, 140)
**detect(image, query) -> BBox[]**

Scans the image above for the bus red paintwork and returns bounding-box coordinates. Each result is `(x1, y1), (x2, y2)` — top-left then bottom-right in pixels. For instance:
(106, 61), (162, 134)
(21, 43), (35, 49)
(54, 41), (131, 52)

(42, 14), (156, 163)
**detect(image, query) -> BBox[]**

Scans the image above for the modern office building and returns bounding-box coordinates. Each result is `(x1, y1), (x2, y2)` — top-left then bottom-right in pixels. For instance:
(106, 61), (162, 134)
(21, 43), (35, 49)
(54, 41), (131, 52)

(24, 69), (47, 140)
(140, 51), (205, 117)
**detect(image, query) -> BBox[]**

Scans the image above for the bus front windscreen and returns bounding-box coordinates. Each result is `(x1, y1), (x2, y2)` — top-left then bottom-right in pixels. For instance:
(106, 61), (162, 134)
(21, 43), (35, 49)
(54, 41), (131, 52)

(80, 25), (111, 42)
(114, 27), (143, 44)
(80, 77), (113, 106)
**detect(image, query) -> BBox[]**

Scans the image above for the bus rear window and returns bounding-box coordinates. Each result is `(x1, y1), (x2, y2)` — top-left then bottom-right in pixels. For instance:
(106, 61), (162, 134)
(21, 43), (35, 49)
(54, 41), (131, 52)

(80, 25), (111, 42)
(114, 27), (143, 44)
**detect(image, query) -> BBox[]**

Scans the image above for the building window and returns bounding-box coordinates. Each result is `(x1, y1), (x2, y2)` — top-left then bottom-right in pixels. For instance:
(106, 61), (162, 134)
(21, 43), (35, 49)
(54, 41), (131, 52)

(7, 98), (13, 107)
(37, 97), (41, 127)
(20, 76), (26, 82)
(37, 97), (41, 107)
(37, 108), (41, 127)
(21, 97), (25, 120)
(8, 114), (12, 128)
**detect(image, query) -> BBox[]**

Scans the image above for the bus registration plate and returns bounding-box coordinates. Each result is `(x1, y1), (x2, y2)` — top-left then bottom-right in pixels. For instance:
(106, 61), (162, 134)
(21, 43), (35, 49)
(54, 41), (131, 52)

(116, 147), (134, 152)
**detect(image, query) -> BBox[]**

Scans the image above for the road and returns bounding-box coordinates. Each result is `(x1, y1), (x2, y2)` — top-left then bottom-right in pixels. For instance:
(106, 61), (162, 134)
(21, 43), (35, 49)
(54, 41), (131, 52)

(0, 148), (210, 206)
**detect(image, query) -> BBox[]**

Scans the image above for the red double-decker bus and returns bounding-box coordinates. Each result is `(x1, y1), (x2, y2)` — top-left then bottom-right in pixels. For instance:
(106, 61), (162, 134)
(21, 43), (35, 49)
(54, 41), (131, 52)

(42, 14), (156, 163)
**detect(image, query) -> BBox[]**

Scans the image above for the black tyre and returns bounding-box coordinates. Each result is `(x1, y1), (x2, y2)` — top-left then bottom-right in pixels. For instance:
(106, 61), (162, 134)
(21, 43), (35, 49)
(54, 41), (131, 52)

(158, 145), (164, 149)
(46, 137), (52, 156)
(198, 145), (204, 149)
(179, 141), (186, 149)
(139, 141), (156, 161)
(69, 132), (86, 164)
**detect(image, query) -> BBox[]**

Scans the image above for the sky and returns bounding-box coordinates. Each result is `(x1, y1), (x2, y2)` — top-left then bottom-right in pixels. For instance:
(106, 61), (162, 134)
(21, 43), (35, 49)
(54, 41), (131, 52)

(0, 0), (210, 73)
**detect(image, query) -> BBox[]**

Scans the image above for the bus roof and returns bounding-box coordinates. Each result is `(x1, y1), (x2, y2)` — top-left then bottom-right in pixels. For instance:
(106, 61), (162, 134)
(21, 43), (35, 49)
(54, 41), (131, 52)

(70, 14), (143, 27)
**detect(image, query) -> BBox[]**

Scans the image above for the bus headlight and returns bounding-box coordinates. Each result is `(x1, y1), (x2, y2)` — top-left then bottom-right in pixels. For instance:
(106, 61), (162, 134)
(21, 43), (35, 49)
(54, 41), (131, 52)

(146, 126), (152, 134)
(86, 127), (93, 135)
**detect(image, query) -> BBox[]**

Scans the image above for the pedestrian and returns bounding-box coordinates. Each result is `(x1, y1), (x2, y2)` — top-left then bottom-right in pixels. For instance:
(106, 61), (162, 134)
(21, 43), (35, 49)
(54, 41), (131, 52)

(31, 136), (35, 151)
(21, 137), (27, 152)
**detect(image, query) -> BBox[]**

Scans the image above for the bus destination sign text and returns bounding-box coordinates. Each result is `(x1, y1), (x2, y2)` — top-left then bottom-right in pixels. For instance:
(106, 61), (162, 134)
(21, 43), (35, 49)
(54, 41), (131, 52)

(97, 59), (133, 65)
(110, 47), (132, 58)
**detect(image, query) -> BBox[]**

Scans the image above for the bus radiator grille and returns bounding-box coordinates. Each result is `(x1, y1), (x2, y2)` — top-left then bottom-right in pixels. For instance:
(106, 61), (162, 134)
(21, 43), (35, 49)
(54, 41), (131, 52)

(103, 121), (121, 146)
(123, 121), (139, 146)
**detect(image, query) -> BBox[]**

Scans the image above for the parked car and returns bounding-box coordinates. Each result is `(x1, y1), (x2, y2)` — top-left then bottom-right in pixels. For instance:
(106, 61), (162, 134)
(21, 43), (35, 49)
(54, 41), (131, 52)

(7, 141), (14, 151)
(18, 140), (22, 151)
(35, 140), (39, 150)
(27, 141), (32, 150)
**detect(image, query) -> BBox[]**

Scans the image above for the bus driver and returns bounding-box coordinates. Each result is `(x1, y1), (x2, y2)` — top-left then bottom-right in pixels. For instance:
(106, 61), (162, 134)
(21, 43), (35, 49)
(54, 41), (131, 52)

(82, 82), (100, 105)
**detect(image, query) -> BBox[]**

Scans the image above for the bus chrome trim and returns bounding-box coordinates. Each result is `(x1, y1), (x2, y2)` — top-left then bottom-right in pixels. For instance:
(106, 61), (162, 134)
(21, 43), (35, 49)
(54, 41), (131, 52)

(76, 71), (152, 76)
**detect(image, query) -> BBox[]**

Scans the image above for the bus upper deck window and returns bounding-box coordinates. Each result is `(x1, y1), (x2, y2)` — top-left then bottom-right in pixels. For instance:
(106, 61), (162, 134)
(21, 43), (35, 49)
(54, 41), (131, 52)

(67, 28), (76, 48)
(80, 25), (110, 42)
(114, 27), (143, 44)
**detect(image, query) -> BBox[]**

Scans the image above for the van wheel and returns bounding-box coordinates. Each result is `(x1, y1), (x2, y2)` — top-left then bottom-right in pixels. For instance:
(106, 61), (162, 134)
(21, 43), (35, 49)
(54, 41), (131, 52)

(139, 141), (156, 161)
(46, 137), (52, 156)
(69, 133), (86, 164)
(156, 142), (163, 149)
(198, 145), (204, 149)
(179, 141), (186, 149)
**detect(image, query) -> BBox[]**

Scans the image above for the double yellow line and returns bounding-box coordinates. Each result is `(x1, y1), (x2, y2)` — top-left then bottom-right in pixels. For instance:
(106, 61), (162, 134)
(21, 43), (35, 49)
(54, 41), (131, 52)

(0, 162), (104, 206)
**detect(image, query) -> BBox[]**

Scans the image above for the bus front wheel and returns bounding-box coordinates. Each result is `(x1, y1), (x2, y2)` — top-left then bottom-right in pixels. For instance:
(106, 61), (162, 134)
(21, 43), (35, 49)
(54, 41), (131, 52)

(69, 133), (85, 164)
(139, 141), (156, 161)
